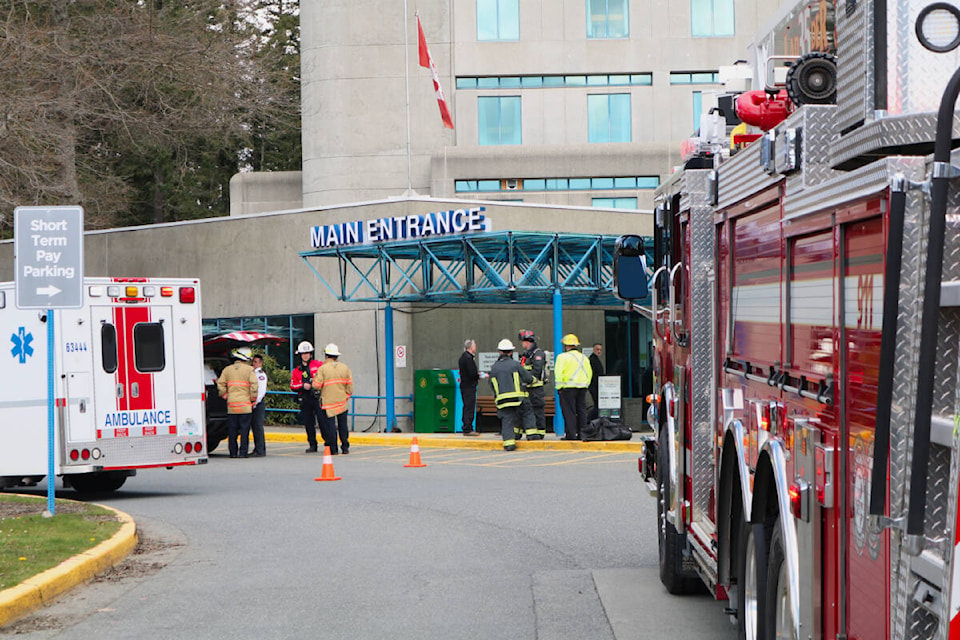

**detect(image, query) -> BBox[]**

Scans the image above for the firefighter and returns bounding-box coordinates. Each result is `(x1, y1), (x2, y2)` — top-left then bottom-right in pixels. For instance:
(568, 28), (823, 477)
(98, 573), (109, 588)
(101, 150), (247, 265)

(489, 338), (535, 451)
(216, 346), (259, 458)
(554, 334), (592, 440)
(315, 343), (353, 455)
(518, 330), (547, 440)
(289, 340), (323, 453)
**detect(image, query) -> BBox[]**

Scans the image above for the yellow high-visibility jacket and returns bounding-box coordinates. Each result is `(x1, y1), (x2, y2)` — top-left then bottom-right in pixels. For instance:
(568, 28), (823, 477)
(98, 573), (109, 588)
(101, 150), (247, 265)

(554, 349), (592, 389)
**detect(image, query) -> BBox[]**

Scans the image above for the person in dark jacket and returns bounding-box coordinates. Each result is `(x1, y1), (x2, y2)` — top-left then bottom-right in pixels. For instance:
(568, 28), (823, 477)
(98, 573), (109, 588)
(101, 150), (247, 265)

(489, 339), (534, 451)
(518, 330), (547, 440)
(589, 343), (605, 416)
(458, 339), (483, 436)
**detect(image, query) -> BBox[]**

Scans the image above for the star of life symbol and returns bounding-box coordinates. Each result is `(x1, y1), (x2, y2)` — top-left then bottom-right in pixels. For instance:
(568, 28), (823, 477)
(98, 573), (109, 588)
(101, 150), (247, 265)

(11, 326), (34, 364)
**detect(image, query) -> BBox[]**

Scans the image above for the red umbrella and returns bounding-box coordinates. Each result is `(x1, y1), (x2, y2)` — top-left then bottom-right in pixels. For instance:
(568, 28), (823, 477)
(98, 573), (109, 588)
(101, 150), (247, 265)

(202, 331), (287, 353)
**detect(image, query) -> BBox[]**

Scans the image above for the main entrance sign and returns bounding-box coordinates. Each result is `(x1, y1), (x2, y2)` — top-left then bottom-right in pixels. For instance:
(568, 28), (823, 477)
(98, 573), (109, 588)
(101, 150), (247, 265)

(310, 207), (489, 248)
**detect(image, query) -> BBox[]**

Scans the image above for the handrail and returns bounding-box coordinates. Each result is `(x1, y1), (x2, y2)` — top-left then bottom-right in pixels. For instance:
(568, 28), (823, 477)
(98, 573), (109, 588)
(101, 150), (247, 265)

(669, 262), (684, 342)
(650, 265), (668, 340)
(263, 391), (414, 431)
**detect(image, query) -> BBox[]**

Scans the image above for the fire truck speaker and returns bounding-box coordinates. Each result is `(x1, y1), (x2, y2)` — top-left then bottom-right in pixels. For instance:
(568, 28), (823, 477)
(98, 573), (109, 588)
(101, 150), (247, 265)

(785, 52), (837, 106)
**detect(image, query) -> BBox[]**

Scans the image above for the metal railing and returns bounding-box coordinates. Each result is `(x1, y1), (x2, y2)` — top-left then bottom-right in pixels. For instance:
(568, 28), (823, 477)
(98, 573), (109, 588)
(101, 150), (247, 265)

(264, 391), (414, 431)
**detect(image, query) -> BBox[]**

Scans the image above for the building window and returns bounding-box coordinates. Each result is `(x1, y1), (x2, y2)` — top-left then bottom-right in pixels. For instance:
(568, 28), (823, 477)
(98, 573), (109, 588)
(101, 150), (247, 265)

(669, 71), (720, 84)
(593, 197), (639, 209)
(692, 91), (703, 132)
(202, 314), (313, 371)
(691, 0), (734, 37)
(478, 96), (522, 145)
(455, 175), (659, 192)
(478, 0), (520, 41)
(587, 0), (629, 38)
(588, 94), (631, 143)
(457, 73), (652, 90)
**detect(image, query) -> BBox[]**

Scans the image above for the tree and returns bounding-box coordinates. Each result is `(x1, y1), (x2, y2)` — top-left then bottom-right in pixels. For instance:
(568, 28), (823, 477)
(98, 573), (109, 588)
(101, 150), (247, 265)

(0, 0), (300, 230)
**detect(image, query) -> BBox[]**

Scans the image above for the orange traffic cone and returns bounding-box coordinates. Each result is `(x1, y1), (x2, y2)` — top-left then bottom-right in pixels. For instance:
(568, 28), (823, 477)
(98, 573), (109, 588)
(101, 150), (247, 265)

(314, 446), (342, 481)
(404, 436), (427, 468)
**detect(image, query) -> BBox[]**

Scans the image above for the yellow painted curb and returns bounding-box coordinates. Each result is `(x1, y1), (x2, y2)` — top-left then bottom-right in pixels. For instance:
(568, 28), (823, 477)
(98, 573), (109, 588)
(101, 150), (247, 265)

(0, 502), (137, 628)
(265, 429), (644, 452)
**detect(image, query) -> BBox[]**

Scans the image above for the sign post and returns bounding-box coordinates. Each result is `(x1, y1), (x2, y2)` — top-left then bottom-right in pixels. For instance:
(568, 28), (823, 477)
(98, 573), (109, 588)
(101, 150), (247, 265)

(14, 206), (84, 516)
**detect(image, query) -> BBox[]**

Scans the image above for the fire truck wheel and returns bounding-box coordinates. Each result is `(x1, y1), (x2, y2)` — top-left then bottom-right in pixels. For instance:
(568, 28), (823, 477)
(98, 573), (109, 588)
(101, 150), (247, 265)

(736, 518), (769, 640)
(65, 471), (128, 494)
(656, 429), (703, 595)
(762, 521), (791, 639)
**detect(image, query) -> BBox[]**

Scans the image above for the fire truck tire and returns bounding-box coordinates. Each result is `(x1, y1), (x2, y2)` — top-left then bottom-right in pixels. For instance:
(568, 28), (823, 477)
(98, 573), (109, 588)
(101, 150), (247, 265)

(656, 430), (703, 595)
(736, 518), (769, 640)
(65, 471), (128, 494)
(762, 521), (792, 639)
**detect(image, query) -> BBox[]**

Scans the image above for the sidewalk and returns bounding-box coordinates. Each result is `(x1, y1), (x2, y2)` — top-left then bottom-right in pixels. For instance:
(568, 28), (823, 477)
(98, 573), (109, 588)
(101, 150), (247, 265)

(264, 425), (646, 452)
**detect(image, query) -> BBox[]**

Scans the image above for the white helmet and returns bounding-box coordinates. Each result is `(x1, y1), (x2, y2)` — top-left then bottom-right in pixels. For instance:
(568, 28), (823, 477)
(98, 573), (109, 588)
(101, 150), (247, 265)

(497, 339), (515, 351)
(324, 343), (341, 357)
(296, 341), (314, 354)
(230, 346), (253, 362)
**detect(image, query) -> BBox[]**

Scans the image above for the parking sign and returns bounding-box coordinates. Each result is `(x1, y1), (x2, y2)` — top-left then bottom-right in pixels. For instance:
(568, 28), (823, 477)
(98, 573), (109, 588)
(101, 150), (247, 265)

(14, 206), (84, 309)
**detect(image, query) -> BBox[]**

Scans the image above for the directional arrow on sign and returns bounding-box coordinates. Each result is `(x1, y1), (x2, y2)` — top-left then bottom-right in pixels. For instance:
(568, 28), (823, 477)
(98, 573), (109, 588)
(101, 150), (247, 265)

(36, 285), (62, 297)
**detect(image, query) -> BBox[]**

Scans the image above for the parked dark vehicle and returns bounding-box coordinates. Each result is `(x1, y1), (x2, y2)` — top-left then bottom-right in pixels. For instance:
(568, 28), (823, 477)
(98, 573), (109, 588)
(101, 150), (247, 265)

(203, 332), (286, 452)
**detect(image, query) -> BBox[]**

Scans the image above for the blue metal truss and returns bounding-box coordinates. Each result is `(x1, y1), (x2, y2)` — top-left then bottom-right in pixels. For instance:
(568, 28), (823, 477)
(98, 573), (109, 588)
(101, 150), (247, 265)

(300, 231), (652, 305)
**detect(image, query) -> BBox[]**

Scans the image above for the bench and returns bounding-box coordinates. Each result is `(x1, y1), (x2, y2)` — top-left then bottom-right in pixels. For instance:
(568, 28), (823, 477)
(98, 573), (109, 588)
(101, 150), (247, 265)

(476, 394), (556, 429)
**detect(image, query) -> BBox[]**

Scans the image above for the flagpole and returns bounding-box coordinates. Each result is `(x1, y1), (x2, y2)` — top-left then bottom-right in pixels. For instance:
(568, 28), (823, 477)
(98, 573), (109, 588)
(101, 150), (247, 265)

(402, 1), (416, 196)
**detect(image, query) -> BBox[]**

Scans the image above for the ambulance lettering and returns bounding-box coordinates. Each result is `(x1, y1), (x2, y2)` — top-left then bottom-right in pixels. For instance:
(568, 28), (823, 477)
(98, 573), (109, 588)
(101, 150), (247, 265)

(103, 409), (173, 429)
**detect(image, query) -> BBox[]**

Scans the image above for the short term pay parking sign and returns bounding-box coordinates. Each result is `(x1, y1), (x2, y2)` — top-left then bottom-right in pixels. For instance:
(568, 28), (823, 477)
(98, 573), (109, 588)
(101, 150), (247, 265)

(14, 206), (84, 309)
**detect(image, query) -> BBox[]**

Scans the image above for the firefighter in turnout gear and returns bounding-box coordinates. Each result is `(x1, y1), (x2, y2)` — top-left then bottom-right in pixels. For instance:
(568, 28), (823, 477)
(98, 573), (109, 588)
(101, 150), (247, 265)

(216, 347), (259, 458)
(518, 330), (547, 440)
(290, 341), (323, 453)
(489, 339), (535, 451)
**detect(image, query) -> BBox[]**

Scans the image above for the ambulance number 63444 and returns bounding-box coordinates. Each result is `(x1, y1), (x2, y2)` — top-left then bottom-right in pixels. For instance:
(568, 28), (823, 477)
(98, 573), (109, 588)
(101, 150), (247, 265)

(65, 341), (88, 353)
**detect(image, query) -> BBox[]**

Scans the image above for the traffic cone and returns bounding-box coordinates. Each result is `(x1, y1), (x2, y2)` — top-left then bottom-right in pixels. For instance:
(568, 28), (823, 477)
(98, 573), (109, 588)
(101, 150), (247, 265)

(314, 446), (342, 481)
(404, 436), (427, 468)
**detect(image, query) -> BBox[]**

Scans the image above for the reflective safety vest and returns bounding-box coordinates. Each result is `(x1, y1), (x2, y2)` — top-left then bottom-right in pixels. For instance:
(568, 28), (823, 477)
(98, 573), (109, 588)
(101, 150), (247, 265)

(554, 349), (592, 389)
(490, 355), (533, 409)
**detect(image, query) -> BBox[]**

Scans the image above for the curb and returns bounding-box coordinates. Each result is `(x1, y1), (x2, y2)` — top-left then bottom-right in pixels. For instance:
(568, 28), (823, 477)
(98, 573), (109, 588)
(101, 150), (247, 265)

(264, 428), (645, 452)
(0, 503), (137, 628)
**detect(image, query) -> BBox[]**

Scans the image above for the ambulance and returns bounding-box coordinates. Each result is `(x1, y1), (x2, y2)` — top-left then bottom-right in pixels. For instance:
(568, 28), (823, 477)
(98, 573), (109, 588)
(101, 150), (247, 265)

(0, 277), (207, 493)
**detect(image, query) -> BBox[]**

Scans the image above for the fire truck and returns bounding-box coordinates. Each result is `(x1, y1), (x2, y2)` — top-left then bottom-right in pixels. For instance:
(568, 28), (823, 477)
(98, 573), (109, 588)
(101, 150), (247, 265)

(0, 277), (207, 494)
(613, 1), (960, 638)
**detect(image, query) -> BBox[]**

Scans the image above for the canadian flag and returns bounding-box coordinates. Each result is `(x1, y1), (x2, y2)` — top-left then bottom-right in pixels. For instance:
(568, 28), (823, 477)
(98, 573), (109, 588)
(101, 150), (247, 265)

(417, 16), (454, 130)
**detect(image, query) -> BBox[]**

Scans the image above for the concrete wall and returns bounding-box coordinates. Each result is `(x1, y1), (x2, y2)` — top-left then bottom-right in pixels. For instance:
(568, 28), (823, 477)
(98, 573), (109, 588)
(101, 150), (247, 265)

(0, 197), (651, 431)
(229, 171), (303, 216)
(300, 0), (776, 208)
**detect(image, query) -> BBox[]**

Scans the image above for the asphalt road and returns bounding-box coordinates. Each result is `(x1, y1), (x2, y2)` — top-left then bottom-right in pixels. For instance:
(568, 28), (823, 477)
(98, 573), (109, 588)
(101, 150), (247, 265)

(3, 443), (737, 639)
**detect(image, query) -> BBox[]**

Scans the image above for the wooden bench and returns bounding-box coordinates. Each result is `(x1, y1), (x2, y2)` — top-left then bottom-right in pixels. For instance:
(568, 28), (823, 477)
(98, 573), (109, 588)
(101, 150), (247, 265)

(476, 394), (556, 427)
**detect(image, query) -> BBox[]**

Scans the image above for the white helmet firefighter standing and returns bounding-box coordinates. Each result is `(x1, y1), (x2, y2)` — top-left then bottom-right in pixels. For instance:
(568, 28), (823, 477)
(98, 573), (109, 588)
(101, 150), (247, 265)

(488, 338), (535, 451)
(216, 346), (259, 458)
(289, 340), (323, 452)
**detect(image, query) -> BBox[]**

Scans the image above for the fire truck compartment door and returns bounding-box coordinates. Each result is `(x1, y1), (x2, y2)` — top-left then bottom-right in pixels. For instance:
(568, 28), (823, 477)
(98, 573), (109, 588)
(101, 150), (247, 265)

(91, 305), (177, 439)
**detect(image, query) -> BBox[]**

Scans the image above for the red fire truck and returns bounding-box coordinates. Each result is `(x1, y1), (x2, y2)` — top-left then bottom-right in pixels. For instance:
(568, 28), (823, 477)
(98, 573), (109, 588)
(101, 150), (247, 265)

(613, 1), (960, 638)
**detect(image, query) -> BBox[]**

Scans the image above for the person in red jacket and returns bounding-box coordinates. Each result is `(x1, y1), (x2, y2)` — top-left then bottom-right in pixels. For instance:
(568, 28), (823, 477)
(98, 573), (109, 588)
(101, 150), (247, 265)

(290, 341), (323, 453)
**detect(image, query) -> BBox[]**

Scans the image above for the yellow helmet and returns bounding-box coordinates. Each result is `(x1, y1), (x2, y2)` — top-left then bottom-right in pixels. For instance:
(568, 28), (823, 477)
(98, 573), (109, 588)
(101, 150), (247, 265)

(561, 334), (580, 347)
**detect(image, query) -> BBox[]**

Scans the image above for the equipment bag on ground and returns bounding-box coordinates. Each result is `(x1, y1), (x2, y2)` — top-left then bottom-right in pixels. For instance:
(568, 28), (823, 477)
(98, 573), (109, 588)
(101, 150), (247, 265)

(581, 417), (632, 441)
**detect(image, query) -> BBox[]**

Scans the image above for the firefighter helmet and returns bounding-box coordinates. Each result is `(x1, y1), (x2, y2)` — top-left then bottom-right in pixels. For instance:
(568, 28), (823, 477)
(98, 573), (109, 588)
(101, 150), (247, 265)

(324, 343), (341, 357)
(230, 346), (253, 362)
(518, 330), (535, 342)
(561, 334), (580, 346)
(497, 339), (515, 351)
(296, 341), (314, 354)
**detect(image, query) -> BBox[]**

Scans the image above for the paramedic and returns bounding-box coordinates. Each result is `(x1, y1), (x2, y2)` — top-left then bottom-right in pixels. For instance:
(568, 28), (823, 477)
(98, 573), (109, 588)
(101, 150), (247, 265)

(315, 343), (353, 455)
(554, 334), (592, 440)
(489, 339), (534, 451)
(248, 354), (268, 457)
(290, 341), (323, 453)
(216, 347), (259, 458)
(518, 330), (547, 440)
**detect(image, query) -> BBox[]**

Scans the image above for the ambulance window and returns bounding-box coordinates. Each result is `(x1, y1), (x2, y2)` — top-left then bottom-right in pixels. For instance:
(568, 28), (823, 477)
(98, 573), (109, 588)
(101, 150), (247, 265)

(133, 323), (166, 372)
(101, 324), (118, 374)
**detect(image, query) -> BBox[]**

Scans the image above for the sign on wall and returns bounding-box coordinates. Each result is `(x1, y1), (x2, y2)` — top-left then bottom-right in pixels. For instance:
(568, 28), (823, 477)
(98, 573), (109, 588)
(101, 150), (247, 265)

(395, 345), (407, 368)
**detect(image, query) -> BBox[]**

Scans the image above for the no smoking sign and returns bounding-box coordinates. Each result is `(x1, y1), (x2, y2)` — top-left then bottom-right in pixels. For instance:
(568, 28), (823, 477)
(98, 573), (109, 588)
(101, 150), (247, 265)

(395, 345), (407, 368)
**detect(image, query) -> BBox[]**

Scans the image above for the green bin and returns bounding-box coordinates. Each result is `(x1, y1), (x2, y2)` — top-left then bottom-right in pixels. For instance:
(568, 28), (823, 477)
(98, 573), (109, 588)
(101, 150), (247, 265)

(414, 369), (456, 433)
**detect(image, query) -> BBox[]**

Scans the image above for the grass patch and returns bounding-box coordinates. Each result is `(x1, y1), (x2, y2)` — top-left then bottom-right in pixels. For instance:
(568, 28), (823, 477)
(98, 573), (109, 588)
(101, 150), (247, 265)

(0, 495), (121, 590)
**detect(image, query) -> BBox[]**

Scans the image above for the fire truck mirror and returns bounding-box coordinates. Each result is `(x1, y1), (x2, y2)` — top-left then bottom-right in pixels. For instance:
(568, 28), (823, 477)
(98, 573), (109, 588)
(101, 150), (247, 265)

(614, 235), (649, 301)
